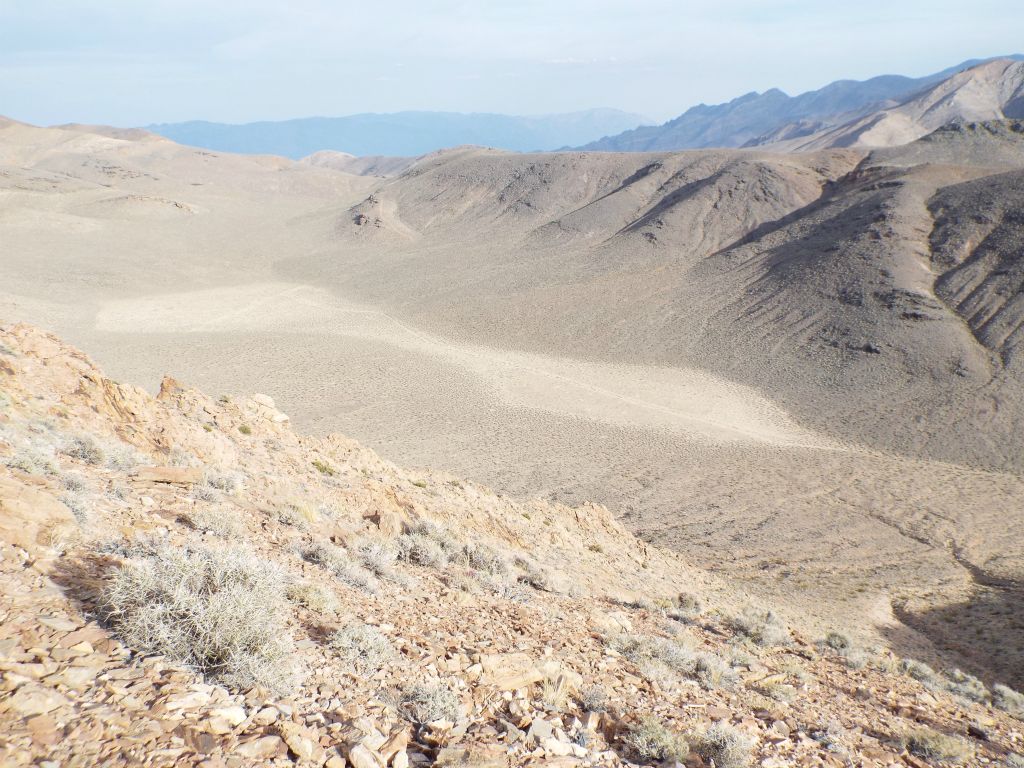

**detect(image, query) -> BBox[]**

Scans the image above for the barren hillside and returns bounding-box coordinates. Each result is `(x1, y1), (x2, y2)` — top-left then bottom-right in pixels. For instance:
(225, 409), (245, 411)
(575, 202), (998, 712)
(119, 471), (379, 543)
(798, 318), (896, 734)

(2, 325), (1024, 768)
(1, 117), (1023, 697)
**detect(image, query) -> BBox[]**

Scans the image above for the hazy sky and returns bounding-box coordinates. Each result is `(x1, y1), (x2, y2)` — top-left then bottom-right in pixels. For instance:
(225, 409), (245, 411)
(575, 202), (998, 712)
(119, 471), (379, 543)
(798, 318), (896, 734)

(2, 0), (1021, 126)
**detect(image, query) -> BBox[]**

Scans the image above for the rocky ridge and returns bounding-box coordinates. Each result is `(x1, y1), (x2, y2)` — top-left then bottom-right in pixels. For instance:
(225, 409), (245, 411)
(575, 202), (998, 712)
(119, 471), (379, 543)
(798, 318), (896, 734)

(1, 324), (1023, 768)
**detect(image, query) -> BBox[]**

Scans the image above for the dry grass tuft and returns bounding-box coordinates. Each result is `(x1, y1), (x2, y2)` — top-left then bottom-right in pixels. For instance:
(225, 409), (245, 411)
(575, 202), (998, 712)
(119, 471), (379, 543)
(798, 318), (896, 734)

(61, 434), (105, 465)
(993, 683), (1024, 718)
(100, 539), (301, 694)
(693, 652), (739, 690)
(186, 508), (244, 538)
(728, 607), (790, 647)
(623, 716), (688, 764)
(329, 622), (397, 674)
(399, 682), (461, 725)
(694, 723), (754, 768)
(901, 727), (972, 764)
(285, 581), (339, 614)
(352, 536), (398, 578)
(577, 685), (608, 713)
(302, 540), (380, 593)
(610, 632), (695, 686)
(944, 668), (989, 702)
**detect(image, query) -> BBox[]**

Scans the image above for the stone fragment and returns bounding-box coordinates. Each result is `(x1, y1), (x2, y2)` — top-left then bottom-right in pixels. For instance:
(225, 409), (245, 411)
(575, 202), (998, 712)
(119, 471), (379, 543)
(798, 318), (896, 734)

(590, 610), (633, 634)
(26, 713), (59, 745)
(542, 737), (573, 756)
(45, 666), (97, 690)
(252, 706), (280, 725)
(210, 705), (246, 727)
(479, 653), (543, 690)
(3, 683), (68, 716)
(375, 511), (405, 538)
(379, 728), (409, 762)
(134, 466), (203, 484)
(58, 624), (106, 648)
(165, 690), (212, 710)
(347, 743), (384, 768)
(235, 735), (285, 760)
(527, 717), (554, 745)
(38, 616), (80, 632)
(279, 721), (324, 763)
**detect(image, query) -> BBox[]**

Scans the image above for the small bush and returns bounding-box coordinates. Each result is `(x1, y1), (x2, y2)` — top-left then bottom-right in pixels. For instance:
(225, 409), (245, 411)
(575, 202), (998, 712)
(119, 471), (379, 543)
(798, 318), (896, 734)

(106, 484), (128, 502)
(168, 447), (196, 467)
(352, 536), (397, 578)
(4, 446), (58, 475)
(728, 646), (757, 669)
(455, 541), (510, 576)
(105, 441), (142, 472)
(189, 484), (220, 502)
(541, 672), (576, 712)
(677, 592), (703, 612)
(303, 541), (379, 593)
(186, 508), (244, 537)
(578, 685), (608, 713)
(944, 668), (988, 702)
(396, 532), (448, 567)
(1007, 753), (1024, 768)
(329, 622), (397, 674)
(728, 607), (790, 646)
(514, 556), (552, 590)
(623, 716), (688, 764)
(901, 727), (972, 764)
(811, 721), (847, 754)
(610, 633), (695, 684)
(60, 472), (87, 492)
(100, 540), (300, 694)
(275, 501), (314, 528)
(60, 492), (91, 525)
(993, 683), (1024, 718)
(285, 582), (339, 613)
(312, 459), (335, 476)
(237, 424), (252, 435)
(694, 723), (754, 768)
(476, 571), (532, 603)
(822, 631), (851, 651)
(400, 682), (461, 724)
(901, 658), (940, 686)
(205, 470), (244, 495)
(668, 592), (703, 622)
(694, 652), (738, 690)
(62, 434), (105, 465)
(440, 570), (479, 593)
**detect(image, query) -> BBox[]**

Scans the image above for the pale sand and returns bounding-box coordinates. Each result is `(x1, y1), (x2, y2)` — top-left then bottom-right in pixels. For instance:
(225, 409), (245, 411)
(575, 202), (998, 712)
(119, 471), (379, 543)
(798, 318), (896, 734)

(96, 282), (828, 448)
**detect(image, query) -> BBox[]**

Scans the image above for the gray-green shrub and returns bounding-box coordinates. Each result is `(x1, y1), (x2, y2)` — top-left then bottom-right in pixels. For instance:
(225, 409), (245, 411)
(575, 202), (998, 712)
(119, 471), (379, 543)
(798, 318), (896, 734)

(100, 539), (301, 694)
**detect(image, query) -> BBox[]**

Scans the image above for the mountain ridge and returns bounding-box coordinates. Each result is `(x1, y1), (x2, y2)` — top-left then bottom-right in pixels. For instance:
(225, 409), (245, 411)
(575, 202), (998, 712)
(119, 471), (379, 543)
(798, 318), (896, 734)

(145, 108), (649, 159)
(579, 55), (1024, 152)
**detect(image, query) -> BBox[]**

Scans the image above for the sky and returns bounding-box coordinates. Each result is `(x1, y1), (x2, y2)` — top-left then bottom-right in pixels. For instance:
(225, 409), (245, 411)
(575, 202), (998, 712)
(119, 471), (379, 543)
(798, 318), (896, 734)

(1, 0), (1021, 127)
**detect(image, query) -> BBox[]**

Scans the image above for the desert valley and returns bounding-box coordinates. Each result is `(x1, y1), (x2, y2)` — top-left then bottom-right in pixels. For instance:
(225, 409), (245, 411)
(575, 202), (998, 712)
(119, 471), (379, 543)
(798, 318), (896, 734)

(1, 42), (1024, 768)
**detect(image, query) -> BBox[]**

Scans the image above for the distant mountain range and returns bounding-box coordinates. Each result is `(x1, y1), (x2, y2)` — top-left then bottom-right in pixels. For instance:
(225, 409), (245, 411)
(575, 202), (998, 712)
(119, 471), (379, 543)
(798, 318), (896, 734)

(579, 55), (1024, 152)
(144, 56), (1024, 159)
(145, 109), (648, 158)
